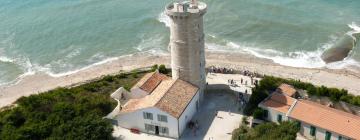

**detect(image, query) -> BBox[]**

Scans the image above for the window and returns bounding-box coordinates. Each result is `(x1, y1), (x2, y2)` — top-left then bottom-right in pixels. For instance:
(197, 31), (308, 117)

(310, 126), (316, 136)
(160, 126), (169, 135)
(157, 114), (168, 122)
(325, 131), (331, 140)
(338, 136), (342, 140)
(277, 114), (282, 122)
(145, 124), (155, 132)
(143, 112), (153, 120)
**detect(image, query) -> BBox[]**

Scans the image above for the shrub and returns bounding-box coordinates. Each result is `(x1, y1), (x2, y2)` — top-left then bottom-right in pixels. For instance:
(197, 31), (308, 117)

(252, 108), (265, 120)
(232, 121), (300, 140)
(0, 70), (148, 140)
(103, 75), (114, 82)
(131, 70), (138, 78)
(158, 64), (167, 74)
(151, 64), (158, 72)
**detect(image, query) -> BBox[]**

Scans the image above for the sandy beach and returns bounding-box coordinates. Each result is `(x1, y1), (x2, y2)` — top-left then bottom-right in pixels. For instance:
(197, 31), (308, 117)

(1, 51), (360, 108)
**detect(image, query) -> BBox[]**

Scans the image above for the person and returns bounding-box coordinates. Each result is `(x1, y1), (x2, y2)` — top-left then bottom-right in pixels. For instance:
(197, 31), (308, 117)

(245, 89), (248, 94)
(195, 120), (199, 130)
(241, 78), (243, 84)
(215, 110), (218, 117)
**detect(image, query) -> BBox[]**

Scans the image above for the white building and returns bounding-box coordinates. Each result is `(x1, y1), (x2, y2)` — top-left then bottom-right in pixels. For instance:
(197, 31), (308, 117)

(106, 0), (207, 138)
(107, 72), (200, 138)
(259, 84), (360, 140)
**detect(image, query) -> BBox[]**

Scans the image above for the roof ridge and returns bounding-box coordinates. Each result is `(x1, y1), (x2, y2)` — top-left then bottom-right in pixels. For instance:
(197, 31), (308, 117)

(154, 78), (178, 107)
(286, 99), (298, 117)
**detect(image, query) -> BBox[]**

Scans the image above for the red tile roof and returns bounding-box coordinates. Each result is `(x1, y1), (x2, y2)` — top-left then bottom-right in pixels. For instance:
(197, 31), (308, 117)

(155, 79), (199, 118)
(261, 93), (296, 114)
(277, 84), (297, 97)
(132, 72), (169, 94)
(121, 74), (199, 118)
(289, 100), (360, 139)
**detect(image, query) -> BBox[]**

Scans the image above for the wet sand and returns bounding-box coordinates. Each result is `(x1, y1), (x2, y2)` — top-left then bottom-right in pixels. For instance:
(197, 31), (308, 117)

(1, 51), (360, 108)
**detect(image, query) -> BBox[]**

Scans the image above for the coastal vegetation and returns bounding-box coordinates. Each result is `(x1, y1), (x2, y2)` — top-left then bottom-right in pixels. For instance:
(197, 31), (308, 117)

(151, 64), (169, 75)
(0, 70), (148, 140)
(232, 121), (300, 140)
(244, 76), (360, 115)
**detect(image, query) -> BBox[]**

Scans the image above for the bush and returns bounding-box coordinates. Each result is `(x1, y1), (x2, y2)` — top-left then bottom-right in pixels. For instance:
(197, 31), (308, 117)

(252, 108), (265, 120)
(232, 121), (300, 140)
(151, 64), (158, 72)
(158, 64), (167, 74)
(103, 75), (115, 82)
(131, 70), (138, 78)
(0, 70), (148, 140)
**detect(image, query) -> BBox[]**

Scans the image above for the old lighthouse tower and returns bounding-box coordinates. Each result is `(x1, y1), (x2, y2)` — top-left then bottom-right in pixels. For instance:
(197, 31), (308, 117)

(165, 0), (207, 101)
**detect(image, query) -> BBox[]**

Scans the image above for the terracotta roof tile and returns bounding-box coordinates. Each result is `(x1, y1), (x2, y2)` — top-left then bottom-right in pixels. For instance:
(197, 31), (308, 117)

(261, 93), (296, 113)
(289, 100), (360, 139)
(132, 72), (169, 94)
(121, 80), (173, 113)
(155, 79), (199, 118)
(277, 84), (297, 97)
(121, 74), (199, 118)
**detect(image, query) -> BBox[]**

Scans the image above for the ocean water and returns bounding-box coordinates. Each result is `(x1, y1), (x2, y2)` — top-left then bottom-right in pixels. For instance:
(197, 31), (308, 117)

(0, 0), (360, 85)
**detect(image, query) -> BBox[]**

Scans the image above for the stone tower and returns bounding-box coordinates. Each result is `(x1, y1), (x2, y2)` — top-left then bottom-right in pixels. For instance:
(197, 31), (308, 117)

(165, 0), (207, 101)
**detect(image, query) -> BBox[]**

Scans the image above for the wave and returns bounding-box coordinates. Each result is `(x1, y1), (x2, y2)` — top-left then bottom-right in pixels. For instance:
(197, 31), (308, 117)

(347, 22), (360, 41)
(43, 56), (121, 77)
(0, 56), (15, 63)
(157, 11), (360, 69)
(157, 12), (171, 27)
(206, 35), (360, 69)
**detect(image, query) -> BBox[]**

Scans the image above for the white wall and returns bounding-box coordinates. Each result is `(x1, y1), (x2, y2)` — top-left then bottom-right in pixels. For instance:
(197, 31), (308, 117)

(178, 91), (200, 136)
(115, 107), (179, 138)
(297, 121), (351, 140)
(259, 106), (353, 140)
(259, 105), (288, 123)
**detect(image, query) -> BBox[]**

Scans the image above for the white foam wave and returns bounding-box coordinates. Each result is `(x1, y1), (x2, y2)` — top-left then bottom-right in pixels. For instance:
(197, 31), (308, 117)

(227, 42), (327, 68)
(0, 56), (15, 63)
(347, 22), (360, 41)
(43, 56), (121, 77)
(158, 12), (171, 27)
(207, 38), (360, 69)
(348, 22), (360, 32)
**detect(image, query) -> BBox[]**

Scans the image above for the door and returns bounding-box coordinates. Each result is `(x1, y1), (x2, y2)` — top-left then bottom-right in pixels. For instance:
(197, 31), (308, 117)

(155, 126), (159, 135)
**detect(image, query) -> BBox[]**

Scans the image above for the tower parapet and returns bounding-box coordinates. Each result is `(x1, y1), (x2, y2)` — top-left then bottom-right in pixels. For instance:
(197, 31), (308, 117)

(165, 1), (207, 102)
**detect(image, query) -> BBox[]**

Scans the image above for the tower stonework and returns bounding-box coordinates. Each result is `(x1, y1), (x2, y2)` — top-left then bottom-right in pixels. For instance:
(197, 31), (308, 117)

(165, 0), (207, 102)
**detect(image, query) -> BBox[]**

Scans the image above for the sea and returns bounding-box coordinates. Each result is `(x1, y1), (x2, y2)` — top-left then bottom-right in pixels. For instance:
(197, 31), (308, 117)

(1, 0), (360, 86)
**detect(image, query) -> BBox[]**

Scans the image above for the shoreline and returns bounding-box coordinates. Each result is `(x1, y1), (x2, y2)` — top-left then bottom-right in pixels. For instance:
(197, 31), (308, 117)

(1, 51), (360, 108)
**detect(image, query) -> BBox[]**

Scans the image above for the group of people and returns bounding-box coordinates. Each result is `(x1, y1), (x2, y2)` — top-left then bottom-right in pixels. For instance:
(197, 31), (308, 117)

(228, 77), (258, 87)
(240, 70), (263, 78)
(208, 66), (234, 74)
(188, 120), (200, 136)
(208, 66), (263, 79)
